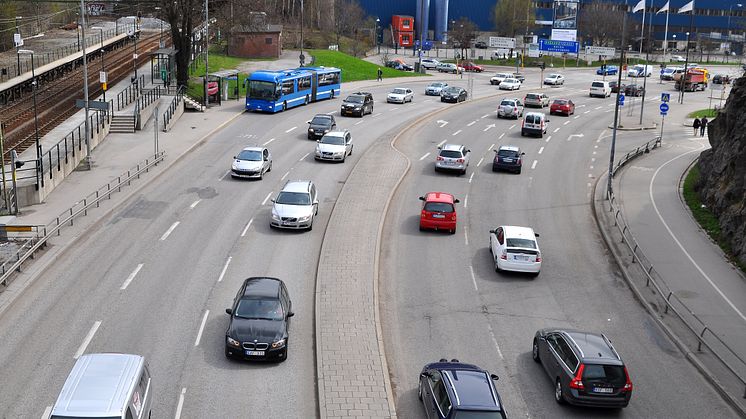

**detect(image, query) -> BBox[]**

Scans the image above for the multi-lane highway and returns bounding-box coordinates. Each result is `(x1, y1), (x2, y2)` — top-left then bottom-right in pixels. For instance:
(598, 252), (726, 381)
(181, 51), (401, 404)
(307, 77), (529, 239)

(0, 63), (740, 418)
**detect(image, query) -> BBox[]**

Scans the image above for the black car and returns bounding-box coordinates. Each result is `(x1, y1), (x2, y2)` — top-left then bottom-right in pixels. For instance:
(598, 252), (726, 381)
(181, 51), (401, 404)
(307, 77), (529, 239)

(623, 84), (645, 97)
(307, 114), (336, 140)
(419, 359), (508, 418)
(712, 74), (730, 84)
(512, 72), (526, 83)
(341, 91), (374, 117)
(533, 328), (633, 408)
(385, 60), (413, 71)
(493, 145), (524, 174)
(475, 41), (488, 49)
(225, 277), (294, 362)
(610, 81), (621, 93)
(441, 86), (467, 103)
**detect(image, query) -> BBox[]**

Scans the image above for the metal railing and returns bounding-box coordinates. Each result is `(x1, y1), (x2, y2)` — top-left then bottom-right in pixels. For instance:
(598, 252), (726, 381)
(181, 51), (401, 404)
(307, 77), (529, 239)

(605, 136), (746, 399)
(133, 86), (162, 128)
(162, 85), (185, 130)
(0, 151), (165, 289)
(0, 226), (45, 279)
(116, 74), (145, 111)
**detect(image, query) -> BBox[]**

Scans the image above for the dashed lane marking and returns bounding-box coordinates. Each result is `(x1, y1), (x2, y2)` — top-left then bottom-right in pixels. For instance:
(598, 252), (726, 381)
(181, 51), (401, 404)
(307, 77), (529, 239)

(285, 126), (296, 133)
(477, 157), (484, 167)
(453, 129), (462, 136)
(420, 152), (431, 161)
(174, 388), (187, 419)
(194, 310), (210, 346)
(437, 139), (447, 147)
(74, 321), (102, 359)
(263, 138), (276, 146)
(469, 265), (478, 291)
(467, 120), (477, 126)
(262, 192), (272, 205)
(160, 222), (180, 241)
(241, 218), (254, 237)
(531, 160), (538, 169)
(120, 264), (144, 290)
(217, 257), (232, 283)
(538, 147), (544, 154)
(553, 127), (561, 133)
(190, 200), (201, 209)
(468, 173), (475, 183)
(299, 152), (310, 161)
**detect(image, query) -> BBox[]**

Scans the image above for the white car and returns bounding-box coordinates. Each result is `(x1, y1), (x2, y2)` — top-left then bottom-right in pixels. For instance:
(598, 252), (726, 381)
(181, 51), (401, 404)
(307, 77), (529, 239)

(231, 146), (272, 179)
(387, 87), (414, 103)
(497, 98), (524, 119)
(499, 78), (521, 90)
(671, 55), (686, 62)
(270, 180), (318, 230)
(425, 82), (448, 96)
(589, 80), (611, 98)
(490, 73), (511, 85)
(489, 225), (541, 276)
(315, 130), (353, 162)
(543, 74), (564, 85)
(421, 58), (441, 70)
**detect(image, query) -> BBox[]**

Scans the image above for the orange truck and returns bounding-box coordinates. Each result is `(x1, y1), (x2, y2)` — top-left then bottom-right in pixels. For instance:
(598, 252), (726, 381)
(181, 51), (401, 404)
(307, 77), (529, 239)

(674, 68), (709, 92)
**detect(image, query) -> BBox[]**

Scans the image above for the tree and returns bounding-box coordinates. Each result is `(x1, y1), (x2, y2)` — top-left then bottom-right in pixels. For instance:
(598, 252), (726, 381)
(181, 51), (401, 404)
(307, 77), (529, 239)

(578, 1), (625, 47)
(492, 0), (535, 37)
(161, 0), (201, 88)
(450, 17), (478, 59)
(332, 0), (365, 52)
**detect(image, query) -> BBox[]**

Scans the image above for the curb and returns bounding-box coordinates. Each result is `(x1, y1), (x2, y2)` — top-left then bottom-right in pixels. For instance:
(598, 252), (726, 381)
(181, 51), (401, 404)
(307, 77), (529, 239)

(607, 124), (658, 130)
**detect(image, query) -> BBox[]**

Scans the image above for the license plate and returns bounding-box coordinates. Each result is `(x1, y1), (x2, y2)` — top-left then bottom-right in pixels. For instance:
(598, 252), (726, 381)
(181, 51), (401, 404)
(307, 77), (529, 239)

(282, 221), (294, 226)
(593, 387), (614, 393)
(513, 254), (530, 261)
(432, 214), (445, 219)
(245, 350), (265, 356)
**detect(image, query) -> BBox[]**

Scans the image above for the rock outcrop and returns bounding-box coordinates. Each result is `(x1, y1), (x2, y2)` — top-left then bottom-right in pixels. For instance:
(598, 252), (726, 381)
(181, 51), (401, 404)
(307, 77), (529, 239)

(696, 73), (746, 266)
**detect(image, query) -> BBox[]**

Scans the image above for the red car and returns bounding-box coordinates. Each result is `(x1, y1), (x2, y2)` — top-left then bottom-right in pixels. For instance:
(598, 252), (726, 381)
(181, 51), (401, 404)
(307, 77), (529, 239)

(418, 192), (460, 234)
(549, 98), (575, 116)
(461, 61), (484, 72)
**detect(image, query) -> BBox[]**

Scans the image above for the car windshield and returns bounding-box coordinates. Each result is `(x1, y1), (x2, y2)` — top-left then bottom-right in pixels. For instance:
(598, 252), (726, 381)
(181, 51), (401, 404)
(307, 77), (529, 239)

(275, 191), (311, 205)
(582, 364), (626, 386)
(346, 96), (364, 103)
(453, 412), (504, 419)
(498, 149), (519, 158)
(506, 238), (536, 249)
(424, 202), (454, 213)
(237, 150), (262, 161)
(430, 83), (445, 87)
(525, 115), (539, 124)
(235, 298), (284, 320)
(320, 135), (346, 145)
(439, 150), (462, 158)
(495, 73), (508, 77)
(592, 82), (604, 87)
(392, 88), (407, 94)
(311, 116), (331, 125)
(504, 79), (517, 83)
(548, 74), (560, 78)
(248, 80), (279, 100)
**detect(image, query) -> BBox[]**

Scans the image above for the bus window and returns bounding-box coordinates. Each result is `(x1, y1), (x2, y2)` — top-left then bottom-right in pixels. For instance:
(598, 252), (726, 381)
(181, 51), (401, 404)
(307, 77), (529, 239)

(281, 79), (295, 94)
(249, 80), (278, 100)
(319, 72), (340, 86)
(298, 76), (311, 90)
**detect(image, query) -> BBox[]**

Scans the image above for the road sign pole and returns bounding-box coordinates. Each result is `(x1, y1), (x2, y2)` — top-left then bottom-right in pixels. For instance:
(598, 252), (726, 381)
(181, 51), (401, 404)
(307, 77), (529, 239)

(660, 113), (665, 142)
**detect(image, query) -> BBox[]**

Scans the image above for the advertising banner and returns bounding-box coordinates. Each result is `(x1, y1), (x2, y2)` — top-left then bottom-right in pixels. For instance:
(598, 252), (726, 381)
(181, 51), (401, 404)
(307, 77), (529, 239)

(553, 0), (579, 29)
(551, 29), (577, 42)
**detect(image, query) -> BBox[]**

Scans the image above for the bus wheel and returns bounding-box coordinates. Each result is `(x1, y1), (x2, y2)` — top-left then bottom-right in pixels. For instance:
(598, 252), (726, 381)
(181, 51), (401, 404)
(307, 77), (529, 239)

(305, 95), (309, 105)
(282, 102), (287, 112)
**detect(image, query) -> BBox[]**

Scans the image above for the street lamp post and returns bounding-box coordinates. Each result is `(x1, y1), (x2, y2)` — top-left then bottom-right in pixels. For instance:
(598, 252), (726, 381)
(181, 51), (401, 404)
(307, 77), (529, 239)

(79, 0), (92, 169)
(18, 49), (42, 183)
(376, 18), (380, 54)
(127, 16), (139, 82)
(299, 0), (305, 66)
(608, 0), (629, 196)
(680, 31), (691, 104)
(92, 26), (106, 102)
(15, 17), (22, 76)
(727, 3), (743, 60)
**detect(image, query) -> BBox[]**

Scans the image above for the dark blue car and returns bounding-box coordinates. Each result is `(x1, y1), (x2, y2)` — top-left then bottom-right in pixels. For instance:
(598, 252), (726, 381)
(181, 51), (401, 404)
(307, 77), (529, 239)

(596, 65), (618, 76)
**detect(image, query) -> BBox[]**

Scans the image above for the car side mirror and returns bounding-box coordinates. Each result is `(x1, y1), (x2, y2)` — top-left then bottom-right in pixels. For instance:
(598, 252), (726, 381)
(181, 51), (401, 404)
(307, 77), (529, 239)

(287, 312), (295, 318)
(521, 152), (526, 155)
(466, 149), (471, 153)
(437, 146), (442, 150)
(490, 374), (499, 381)
(493, 149), (498, 153)
(233, 156), (237, 159)
(454, 199), (460, 203)
(419, 196), (425, 201)
(489, 229), (496, 234)
(225, 308), (233, 315)
(535, 233), (540, 237)
(270, 198), (275, 203)
(307, 120), (311, 124)
(421, 371), (432, 378)
(316, 140), (320, 143)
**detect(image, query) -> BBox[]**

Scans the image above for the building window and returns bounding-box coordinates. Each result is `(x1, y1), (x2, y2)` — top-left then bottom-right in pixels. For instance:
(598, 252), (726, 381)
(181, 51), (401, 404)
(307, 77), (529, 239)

(266, 37), (273, 45)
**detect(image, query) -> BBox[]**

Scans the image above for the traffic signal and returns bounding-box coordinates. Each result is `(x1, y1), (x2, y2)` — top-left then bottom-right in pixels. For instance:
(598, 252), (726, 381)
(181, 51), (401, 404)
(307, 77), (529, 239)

(539, 62), (546, 70)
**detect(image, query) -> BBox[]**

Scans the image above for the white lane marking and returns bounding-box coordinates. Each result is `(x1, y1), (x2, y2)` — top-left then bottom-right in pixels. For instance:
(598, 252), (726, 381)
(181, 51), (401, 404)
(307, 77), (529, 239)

(538, 146), (544, 154)
(528, 176), (534, 188)
(563, 121), (571, 125)
(219, 170), (230, 181)
(174, 388), (187, 419)
(577, 104), (586, 108)
(498, 133), (505, 139)
(281, 171), (290, 181)
(299, 152), (310, 161)
(464, 225), (469, 246)
(592, 151), (597, 155)
(468, 173), (474, 183)
(588, 173), (593, 177)
(545, 135), (552, 143)
(594, 145), (599, 149)
(587, 182), (592, 187)
(390, 107), (399, 111)
(372, 112), (382, 118)
(574, 115), (581, 119)
(584, 110), (591, 114)
(605, 109), (614, 113)
(464, 194), (468, 208)
(285, 126), (297, 133)
(355, 120), (364, 125)
(419, 152), (431, 161)
(488, 143), (495, 151)
(120, 264), (144, 290)
(452, 129), (462, 136)
(160, 222), (180, 241)
(483, 124), (496, 131)
(590, 165), (594, 169)
(469, 265), (478, 291)
(262, 192), (272, 205)
(591, 157), (596, 162)
(190, 200), (201, 209)
(481, 114), (490, 118)
(217, 257), (232, 283)
(595, 106), (603, 110)
(437, 120), (449, 127)
(477, 157), (484, 167)
(41, 406), (52, 419)
(467, 120), (477, 126)
(487, 324), (505, 360)
(241, 218), (254, 237)
(531, 160), (538, 169)
(437, 139), (447, 147)
(262, 138), (276, 146)
(650, 146), (746, 323)
(553, 127), (560, 133)
(509, 124), (516, 130)
(194, 310), (210, 346)
(74, 321), (101, 359)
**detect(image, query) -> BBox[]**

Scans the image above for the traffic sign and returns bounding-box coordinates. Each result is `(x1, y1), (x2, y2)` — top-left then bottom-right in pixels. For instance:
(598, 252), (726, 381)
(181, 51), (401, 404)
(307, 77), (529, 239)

(659, 103), (669, 113)
(618, 94), (626, 106)
(539, 39), (579, 54)
(585, 45), (615, 57)
(489, 36), (516, 49)
(661, 93), (670, 102)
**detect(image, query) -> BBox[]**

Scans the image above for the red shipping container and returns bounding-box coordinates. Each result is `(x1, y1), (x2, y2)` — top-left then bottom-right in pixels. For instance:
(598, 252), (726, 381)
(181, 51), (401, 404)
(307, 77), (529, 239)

(394, 31), (414, 47)
(392, 15), (414, 32)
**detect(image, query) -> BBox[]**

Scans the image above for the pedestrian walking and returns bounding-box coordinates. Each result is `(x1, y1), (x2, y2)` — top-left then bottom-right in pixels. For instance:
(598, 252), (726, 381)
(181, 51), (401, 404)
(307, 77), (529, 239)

(692, 117), (701, 136)
(700, 117), (708, 137)
(377, 67), (383, 82)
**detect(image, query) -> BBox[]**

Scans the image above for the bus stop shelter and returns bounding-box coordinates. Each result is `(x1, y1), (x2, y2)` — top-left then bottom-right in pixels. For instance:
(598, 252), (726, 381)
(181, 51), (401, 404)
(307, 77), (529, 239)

(150, 48), (178, 86)
(207, 70), (241, 105)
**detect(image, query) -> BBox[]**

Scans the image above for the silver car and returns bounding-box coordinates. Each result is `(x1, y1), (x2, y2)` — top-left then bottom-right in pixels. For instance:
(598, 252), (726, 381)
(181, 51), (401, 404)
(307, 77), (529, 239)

(425, 82), (448, 96)
(435, 144), (471, 175)
(315, 130), (353, 162)
(270, 180), (318, 230)
(387, 87), (414, 103)
(231, 146), (272, 179)
(497, 99), (524, 119)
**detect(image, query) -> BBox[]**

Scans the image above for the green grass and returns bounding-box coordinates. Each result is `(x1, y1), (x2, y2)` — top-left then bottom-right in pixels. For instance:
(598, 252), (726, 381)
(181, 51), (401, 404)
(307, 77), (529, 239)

(687, 109), (719, 118)
(682, 164), (746, 274)
(186, 52), (264, 101)
(308, 49), (425, 82)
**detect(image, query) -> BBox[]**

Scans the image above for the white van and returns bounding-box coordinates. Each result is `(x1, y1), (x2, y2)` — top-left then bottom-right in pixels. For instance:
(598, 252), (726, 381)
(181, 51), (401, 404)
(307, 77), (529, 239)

(627, 64), (653, 77)
(52, 354), (152, 419)
(521, 112), (550, 137)
(491, 49), (519, 60)
(589, 80), (612, 98)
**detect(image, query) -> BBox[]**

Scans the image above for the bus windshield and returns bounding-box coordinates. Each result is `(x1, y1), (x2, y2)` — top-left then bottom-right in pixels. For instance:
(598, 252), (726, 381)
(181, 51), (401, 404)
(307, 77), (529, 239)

(249, 80), (278, 100)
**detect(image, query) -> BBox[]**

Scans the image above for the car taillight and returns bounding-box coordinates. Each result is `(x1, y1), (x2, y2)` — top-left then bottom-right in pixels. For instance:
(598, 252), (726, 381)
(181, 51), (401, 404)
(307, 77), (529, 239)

(457, 158), (464, 163)
(500, 250), (507, 260)
(516, 158), (522, 165)
(437, 156), (444, 161)
(569, 364), (585, 390)
(451, 214), (456, 221)
(521, 120), (525, 128)
(535, 252), (541, 262)
(622, 367), (633, 392)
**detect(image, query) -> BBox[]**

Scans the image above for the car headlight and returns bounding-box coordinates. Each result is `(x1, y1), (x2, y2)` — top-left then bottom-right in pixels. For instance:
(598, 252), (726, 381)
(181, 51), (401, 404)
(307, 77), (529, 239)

(227, 336), (241, 347)
(298, 215), (311, 222)
(271, 212), (280, 221)
(309, 128), (314, 132)
(271, 339), (286, 348)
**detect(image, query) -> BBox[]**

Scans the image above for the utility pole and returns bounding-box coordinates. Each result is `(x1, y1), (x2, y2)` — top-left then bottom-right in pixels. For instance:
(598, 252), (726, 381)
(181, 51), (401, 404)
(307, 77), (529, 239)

(0, 126), (8, 212)
(80, 0), (92, 170)
(204, 0), (210, 106)
(608, 1), (628, 196)
(15, 17), (22, 77)
(639, 0), (650, 125)
(299, 0), (305, 66)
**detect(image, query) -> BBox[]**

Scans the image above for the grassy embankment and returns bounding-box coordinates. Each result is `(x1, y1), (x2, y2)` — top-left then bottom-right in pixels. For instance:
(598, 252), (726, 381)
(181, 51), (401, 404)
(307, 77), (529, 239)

(687, 109), (719, 118)
(308, 49), (424, 82)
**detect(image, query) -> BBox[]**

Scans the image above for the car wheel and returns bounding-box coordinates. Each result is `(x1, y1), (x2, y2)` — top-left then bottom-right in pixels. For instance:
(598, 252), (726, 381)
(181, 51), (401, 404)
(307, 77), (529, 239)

(349, 145), (353, 155)
(225, 347), (232, 359)
(494, 256), (501, 273)
(259, 169), (263, 180)
(267, 162), (272, 172)
(419, 224), (425, 232)
(308, 221), (313, 231)
(342, 155), (346, 163)
(418, 379), (424, 401)
(517, 167), (522, 174)
(555, 379), (566, 404)
(330, 90), (335, 99)
(304, 95), (309, 105)
(532, 338), (541, 363)
(497, 114), (501, 119)
(492, 165), (498, 172)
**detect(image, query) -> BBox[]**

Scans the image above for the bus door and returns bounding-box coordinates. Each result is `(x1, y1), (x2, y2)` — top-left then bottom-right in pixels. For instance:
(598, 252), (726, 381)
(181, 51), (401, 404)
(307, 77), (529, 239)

(310, 71), (318, 102)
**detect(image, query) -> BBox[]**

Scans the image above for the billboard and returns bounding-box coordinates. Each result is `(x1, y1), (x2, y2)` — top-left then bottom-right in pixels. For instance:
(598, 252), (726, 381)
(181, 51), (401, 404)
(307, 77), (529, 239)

(551, 29), (577, 42)
(553, 0), (579, 30)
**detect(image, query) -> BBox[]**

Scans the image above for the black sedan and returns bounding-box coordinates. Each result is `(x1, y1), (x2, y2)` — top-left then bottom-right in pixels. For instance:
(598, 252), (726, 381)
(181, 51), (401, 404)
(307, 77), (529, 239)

(441, 86), (467, 103)
(307, 114), (336, 140)
(493, 145), (524, 174)
(624, 84), (645, 97)
(225, 277), (294, 362)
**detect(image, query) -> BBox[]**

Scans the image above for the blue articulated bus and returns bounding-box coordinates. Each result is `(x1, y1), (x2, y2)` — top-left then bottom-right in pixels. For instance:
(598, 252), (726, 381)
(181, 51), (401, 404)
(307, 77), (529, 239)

(245, 67), (341, 113)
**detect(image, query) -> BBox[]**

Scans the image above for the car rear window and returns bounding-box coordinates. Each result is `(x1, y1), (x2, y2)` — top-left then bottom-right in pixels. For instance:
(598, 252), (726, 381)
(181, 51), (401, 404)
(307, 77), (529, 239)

(554, 100), (568, 105)
(498, 149), (519, 158)
(439, 150), (462, 158)
(592, 82), (604, 88)
(525, 114), (539, 124)
(526, 94), (539, 99)
(237, 150), (262, 161)
(424, 202), (454, 213)
(500, 100), (515, 106)
(582, 364), (626, 386)
(311, 116), (331, 124)
(506, 238), (536, 249)
(453, 412), (504, 419)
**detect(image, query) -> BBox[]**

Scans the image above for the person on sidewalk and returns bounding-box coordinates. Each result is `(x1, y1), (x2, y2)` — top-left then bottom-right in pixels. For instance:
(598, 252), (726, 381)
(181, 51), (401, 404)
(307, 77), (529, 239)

(700, 117), (708, 137)
(692, 117), (701, 136)
(377, 68), (383, 82)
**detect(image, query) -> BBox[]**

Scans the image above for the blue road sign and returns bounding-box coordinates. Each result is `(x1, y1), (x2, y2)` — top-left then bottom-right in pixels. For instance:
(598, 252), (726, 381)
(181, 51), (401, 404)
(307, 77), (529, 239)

(539, 39), (579, 54)
(618, 94), (625, 106)
(661, 93), (670, 102)
(659, 103), (669, 113)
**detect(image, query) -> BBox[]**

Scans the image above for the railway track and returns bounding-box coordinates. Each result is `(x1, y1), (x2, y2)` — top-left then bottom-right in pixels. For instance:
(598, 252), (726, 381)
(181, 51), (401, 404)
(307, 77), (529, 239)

(0, 32), (165, 162)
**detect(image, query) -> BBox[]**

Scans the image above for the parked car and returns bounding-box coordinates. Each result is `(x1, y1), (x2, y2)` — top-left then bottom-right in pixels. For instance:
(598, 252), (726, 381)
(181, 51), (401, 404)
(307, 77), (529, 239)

(341, 92), (374, 117)
(544, 73), (565, 85)
(315, 130), (352, 163)
(550, 98), (575, 116)
(393, 58), (414, 71)
(671, 54), (686, 62)
(596, 65), (618, 76)
(421, 58), (441, 70)
(493, 145), (524, 174)
(387, 87), (414, 103)
(524, 92), (550, 108)
(475, 40), (488, 49)
(418, 192), (460, 234)
(225, 277), (293, 362)
(437, 62), (463, 74)
(589, 80), (612, 98)
(307, 114), (336, 139)
(497, 98), (524, 119)
(499, 78), (522, 90)
(419, 359), (508, 419)
(425, 82), (448, 96)
(270, 180), (318, 230)
(440, 86), (467, 103)
(712, 74), (731, 84)
(532, 328), (633, 408)
(435, 143), (470, 175)
(512, 72), (526, 83)
(490, 72), (512, 85)
(623, 84), (645, 97)
(489, 225), (541, 276)
(231, 146), (272, 180)
(461, 61), (484, 72)
(521, 112), (549, 137)
(610, 81), (622, 93)
(627, 64), (653, 77)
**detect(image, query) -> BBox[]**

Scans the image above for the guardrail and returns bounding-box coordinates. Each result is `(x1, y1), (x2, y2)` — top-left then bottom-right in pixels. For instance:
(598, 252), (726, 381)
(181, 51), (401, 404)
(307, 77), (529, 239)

(0, 225), (45, 279)
(605, 136), (746, 399)
(162, 85), (185, 130)
(0, 151), (165, 289)
(133, 86), (162, 128)
(116, 74), (145, 111)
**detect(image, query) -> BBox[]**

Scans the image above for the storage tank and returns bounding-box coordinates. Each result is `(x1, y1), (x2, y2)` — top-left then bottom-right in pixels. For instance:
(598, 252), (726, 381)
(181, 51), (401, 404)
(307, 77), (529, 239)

(433, 0), (449, 41)
(416, 0), (430, 42)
